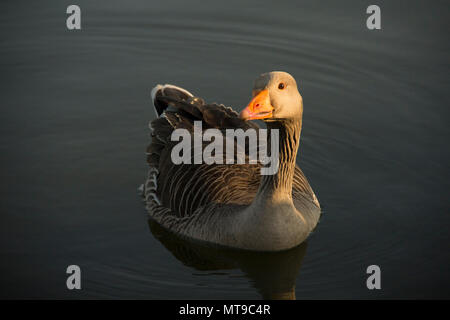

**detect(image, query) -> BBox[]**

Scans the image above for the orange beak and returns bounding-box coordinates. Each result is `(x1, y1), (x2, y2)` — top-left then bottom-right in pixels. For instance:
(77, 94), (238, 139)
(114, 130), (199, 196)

(239, 89), (274, 120)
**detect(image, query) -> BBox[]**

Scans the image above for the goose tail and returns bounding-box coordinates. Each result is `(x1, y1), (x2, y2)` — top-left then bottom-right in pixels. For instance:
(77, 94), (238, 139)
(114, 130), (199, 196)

(150, 84), (194, 117)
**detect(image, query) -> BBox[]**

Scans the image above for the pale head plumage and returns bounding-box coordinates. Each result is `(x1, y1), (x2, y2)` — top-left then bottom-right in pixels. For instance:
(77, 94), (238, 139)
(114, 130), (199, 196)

(241, 71), (303, 121)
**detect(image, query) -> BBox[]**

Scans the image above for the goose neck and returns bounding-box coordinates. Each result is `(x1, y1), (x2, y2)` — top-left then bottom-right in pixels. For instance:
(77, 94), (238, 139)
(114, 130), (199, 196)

(257, 119), (302, 202)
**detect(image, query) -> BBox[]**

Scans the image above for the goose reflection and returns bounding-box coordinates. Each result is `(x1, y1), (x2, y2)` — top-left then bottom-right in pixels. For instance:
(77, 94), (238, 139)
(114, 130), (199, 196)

(148, 220), (308, 300)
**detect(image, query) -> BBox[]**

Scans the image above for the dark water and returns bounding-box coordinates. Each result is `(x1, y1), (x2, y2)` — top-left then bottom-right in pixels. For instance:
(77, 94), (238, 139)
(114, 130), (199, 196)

(1, 0), (449, 299)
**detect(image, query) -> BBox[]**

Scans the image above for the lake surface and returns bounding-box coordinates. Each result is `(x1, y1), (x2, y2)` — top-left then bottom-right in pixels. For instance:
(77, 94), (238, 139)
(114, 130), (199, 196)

(1, 0), (449, 299)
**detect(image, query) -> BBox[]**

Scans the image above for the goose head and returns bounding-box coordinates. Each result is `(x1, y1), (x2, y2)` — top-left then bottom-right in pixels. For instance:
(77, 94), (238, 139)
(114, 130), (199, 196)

(240, 71), (303, 121)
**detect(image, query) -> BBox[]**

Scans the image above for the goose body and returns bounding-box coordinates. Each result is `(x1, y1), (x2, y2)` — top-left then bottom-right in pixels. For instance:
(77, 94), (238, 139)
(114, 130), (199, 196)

(144, 72), (320, 251)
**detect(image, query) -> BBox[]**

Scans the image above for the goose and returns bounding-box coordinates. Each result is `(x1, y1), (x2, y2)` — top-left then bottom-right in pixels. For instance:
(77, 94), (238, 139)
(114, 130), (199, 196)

(144, 71), (320, 252)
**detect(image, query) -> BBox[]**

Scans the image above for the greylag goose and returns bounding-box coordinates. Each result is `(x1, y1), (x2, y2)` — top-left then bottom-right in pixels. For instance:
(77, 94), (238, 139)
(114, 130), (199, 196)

(144, 71), (320, 251)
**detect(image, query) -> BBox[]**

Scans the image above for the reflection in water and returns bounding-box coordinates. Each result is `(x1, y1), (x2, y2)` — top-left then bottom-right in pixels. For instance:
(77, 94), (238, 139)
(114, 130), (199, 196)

(148, 220), (307, 300)
(1, 0), (447, 300)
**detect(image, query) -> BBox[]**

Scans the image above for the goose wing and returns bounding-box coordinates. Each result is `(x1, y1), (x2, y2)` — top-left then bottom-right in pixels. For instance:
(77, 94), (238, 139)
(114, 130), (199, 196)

(145, 84), (261, 219)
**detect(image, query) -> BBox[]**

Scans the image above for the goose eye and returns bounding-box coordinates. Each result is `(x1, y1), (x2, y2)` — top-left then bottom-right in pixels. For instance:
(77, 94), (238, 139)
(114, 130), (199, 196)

(278, 82), (285, 90)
